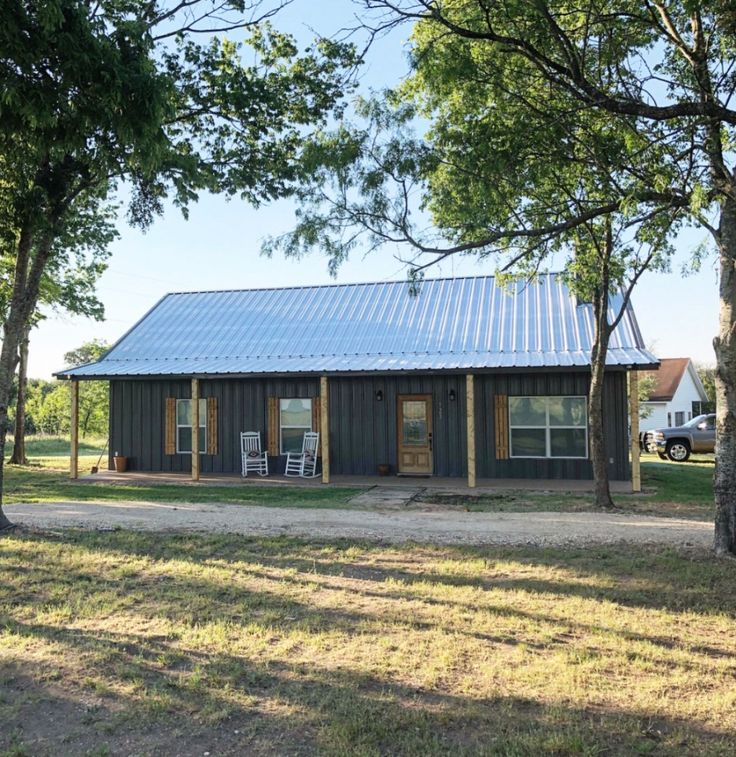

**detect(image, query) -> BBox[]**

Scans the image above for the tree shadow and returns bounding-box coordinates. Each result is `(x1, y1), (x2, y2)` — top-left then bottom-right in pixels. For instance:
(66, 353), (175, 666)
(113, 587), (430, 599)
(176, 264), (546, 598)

(2, 620), (733, 757)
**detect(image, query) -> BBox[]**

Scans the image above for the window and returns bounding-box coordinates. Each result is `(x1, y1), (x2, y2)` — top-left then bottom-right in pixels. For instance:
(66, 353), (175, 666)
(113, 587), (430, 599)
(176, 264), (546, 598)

(176, 398), (207, 454)
(509, 396), (587, 458)
(675, 411), (685, 426)
(280, 398), (312, 454)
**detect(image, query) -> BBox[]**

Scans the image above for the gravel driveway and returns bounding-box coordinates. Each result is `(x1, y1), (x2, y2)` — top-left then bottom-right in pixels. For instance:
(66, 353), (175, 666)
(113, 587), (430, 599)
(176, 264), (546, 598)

(5, 500), (713, 548)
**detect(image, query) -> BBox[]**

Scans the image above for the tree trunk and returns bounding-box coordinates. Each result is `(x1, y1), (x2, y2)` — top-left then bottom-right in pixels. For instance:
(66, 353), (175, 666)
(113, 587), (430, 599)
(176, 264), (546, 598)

(713, 193), (736, 556)
(589, 317), (615, 510)
(0, 224), (55, 532)
(9, 325), (31, 466)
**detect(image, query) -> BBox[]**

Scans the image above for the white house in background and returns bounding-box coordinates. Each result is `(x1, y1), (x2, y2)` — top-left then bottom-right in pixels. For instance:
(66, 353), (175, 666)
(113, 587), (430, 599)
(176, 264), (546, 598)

(641, 358), (708, 430)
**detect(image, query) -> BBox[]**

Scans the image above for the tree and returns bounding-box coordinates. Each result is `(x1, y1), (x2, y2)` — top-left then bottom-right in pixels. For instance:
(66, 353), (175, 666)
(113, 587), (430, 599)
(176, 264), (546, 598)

(272, 71), (680, 508)
(281, 0), (736, 555)
(3, 201), (116, 465)
(0, 0), (357, 531)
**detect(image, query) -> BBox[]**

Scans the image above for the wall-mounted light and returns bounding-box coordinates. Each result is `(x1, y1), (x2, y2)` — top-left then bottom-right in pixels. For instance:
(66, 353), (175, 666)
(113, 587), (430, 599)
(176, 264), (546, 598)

(449, 389), (457, 402)
(375, 389), (384, 402)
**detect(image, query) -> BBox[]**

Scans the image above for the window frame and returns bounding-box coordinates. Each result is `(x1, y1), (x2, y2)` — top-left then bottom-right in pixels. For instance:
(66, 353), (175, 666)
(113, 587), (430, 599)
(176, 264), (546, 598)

(176, 398), (207, 455)
(279, 397), (313, 455)
(508, 395), (588, 460)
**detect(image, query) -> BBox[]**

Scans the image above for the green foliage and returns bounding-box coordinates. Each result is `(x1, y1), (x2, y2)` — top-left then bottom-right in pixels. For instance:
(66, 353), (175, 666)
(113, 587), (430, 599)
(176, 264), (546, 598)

(638, 372), (658, 420)
(695, 363), (717, 412)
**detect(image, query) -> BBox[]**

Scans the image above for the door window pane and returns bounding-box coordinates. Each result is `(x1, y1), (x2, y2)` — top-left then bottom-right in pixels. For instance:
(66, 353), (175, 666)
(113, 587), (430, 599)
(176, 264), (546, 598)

(402, 401), (428, 445)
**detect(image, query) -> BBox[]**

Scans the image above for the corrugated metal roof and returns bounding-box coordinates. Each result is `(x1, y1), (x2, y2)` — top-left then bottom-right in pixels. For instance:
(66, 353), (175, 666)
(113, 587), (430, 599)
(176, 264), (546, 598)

(57, 274), (657, 378)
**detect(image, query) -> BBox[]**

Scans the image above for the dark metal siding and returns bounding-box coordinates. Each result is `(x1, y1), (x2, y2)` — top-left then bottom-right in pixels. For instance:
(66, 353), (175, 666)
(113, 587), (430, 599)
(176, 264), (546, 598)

(110, 378), (319, 473)
(110, 370), (630, 480)
(474, 371), (630, 480)
(328, 375), (466, 477)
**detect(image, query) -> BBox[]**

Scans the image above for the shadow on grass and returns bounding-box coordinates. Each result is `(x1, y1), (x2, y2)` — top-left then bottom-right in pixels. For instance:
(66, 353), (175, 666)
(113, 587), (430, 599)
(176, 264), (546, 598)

(1, 618), (731, 757)
(35, 529), (732, 616)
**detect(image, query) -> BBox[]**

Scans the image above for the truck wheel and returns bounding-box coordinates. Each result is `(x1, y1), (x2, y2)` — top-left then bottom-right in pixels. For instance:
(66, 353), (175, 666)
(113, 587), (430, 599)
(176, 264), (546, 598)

(666, 440), (691, 462)
(657, 452), (667, 460)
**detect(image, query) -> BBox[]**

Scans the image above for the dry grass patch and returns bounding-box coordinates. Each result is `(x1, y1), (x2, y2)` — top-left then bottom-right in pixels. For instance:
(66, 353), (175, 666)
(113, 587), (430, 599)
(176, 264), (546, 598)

(1, 531), (735, 756)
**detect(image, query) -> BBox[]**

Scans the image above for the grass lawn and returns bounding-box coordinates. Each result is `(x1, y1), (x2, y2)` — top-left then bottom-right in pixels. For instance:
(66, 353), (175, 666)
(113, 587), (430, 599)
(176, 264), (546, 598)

(419, 453), (715, 521)
(1, 531), (735, 755)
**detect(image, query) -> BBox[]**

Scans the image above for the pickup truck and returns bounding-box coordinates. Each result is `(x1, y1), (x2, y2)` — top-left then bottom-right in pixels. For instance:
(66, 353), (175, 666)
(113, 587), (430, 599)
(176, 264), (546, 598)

(641, 413), (716, 462)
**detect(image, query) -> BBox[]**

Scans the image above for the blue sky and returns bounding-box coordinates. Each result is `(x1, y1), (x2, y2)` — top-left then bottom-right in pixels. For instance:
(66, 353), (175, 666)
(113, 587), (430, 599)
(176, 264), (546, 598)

(28, 1), (721, 378)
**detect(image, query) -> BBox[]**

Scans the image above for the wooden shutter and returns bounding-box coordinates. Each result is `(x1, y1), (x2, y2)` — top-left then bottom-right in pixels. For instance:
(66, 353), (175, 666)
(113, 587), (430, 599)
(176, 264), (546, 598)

(207, 397), (218, 455)
(312, 397), (321, 457)
(267, 396), (279, 456)
(495, 394), (509, 460)
(165, 398), (176, 455)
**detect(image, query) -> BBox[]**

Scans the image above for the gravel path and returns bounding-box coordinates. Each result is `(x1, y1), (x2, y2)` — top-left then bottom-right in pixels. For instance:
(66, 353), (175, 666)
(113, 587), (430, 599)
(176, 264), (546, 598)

(5, 500), (713, 548)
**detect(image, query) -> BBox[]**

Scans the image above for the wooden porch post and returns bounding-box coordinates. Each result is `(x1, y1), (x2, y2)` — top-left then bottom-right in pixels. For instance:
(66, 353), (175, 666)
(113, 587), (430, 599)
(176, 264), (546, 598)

(70, 379), (79, 480)
(320, 375), (330, 484)
(191, 378), (200, 482)
(629, 370), (641, 493)
(466, 374), (476, 488)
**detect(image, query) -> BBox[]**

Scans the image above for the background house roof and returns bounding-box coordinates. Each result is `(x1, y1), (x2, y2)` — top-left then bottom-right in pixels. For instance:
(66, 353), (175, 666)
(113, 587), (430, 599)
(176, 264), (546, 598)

(57, 274), (657, 378)
(642, 357), (707, 402)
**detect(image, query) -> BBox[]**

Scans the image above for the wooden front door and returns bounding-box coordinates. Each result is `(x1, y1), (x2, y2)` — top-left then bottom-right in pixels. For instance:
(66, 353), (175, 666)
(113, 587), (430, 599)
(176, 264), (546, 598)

(397, 395), (433, 475)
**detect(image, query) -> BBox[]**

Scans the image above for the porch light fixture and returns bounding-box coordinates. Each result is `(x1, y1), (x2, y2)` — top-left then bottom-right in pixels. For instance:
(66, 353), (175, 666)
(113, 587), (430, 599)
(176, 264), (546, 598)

(449, 389), (457, 402)
(375, 389), (384, 402)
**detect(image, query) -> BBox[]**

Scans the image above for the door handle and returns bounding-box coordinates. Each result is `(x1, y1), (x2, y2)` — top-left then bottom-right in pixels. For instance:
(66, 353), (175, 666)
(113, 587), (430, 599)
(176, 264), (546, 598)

(428, 432), (433, 451)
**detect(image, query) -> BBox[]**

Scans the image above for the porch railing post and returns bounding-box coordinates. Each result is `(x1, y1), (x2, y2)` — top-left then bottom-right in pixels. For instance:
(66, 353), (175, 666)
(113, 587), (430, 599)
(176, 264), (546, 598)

(629, 370), (641, 493)
(466, 374), (476, 488)
(320, 376), (330, 484)
(191, 378), (200, 482)
(70, 379), (79, 480)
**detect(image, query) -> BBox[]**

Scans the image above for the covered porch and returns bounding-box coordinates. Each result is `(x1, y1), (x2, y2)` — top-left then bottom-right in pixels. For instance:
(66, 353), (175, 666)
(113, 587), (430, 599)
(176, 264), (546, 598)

(78, 468), (635, 494)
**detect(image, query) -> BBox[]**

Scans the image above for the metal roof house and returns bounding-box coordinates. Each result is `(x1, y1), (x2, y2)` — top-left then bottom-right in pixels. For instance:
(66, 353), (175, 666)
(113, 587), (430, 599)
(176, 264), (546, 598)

(58, 274), (656, 484)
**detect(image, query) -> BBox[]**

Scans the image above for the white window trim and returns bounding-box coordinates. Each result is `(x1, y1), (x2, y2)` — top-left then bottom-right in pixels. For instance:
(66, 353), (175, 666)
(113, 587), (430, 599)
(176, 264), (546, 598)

(176, 398), (207, 455)
(509, 395), (588, 459)
(279, 398), (312, 455)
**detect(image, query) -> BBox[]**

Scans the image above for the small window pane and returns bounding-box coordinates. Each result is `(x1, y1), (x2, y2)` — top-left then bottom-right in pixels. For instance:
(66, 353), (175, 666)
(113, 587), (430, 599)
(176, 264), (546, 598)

(177, 400), (191, 425)
(178, 427), (192, 453)
(509, 397), (546, 426)
(280, 398), (311, 427)
(550, 428), (587, 457)
(282, 427), (307, 454)
(549, 397), (587, 427)
(510, 428), (546, 457)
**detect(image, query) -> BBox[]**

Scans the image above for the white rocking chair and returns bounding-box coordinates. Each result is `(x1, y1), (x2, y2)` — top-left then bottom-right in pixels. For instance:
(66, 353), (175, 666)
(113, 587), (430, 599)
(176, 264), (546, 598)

(284, 431), (320, 478)
(240, 431), (268, 477)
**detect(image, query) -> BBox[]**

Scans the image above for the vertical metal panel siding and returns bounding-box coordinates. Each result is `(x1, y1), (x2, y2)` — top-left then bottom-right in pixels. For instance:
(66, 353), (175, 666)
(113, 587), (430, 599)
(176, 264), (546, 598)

(110, 372), (628, 479)
(475, 371), (629, 481)
(327, 375), (466, 477)
(111, 378), (319, 473)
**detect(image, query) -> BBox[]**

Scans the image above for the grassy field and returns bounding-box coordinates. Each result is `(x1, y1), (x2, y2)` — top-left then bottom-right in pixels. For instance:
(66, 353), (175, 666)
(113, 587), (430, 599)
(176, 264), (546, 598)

(2, 437), (715, 519)
(1, 530), (734, 756)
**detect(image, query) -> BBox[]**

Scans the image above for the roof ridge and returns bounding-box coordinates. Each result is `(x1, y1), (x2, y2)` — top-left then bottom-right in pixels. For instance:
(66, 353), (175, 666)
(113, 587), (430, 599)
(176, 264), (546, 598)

(162, 271), (565, 297)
